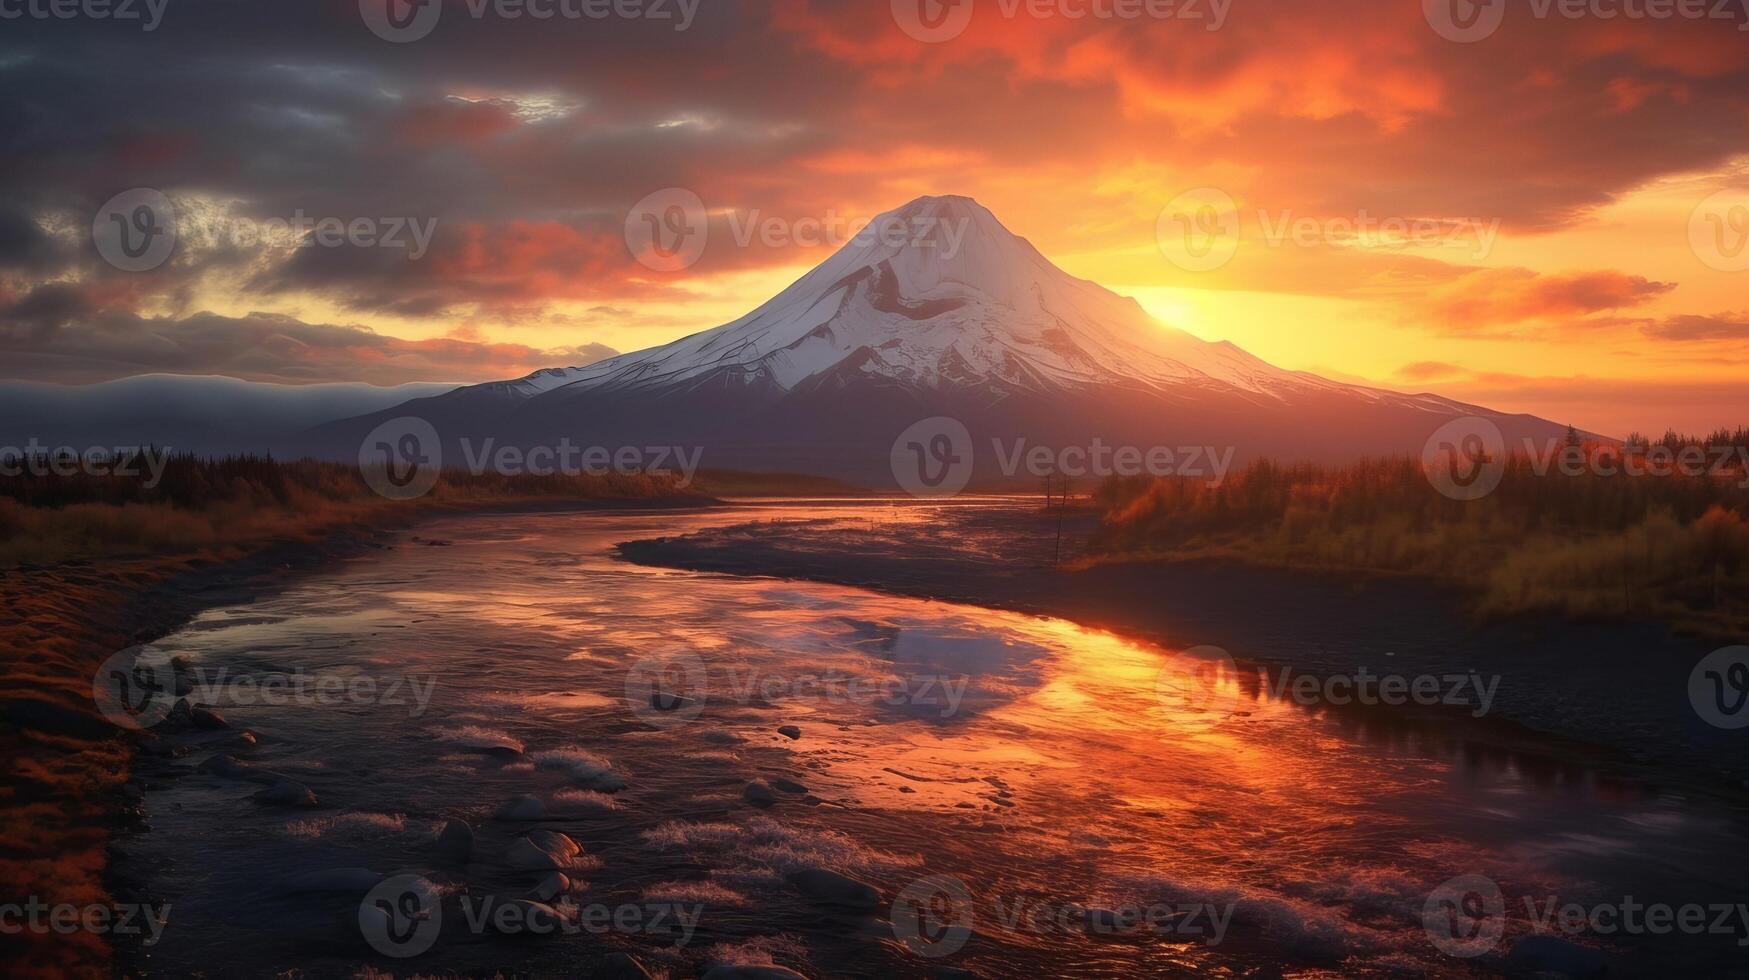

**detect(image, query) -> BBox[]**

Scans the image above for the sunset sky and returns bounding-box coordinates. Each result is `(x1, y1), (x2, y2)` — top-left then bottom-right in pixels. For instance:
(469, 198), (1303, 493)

(2, 0), (1746, 436)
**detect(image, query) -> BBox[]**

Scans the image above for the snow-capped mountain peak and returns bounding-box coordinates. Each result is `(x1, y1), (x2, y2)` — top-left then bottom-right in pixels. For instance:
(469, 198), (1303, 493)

(311, 195), (1578, 482)
(543, 195), (1307, 401)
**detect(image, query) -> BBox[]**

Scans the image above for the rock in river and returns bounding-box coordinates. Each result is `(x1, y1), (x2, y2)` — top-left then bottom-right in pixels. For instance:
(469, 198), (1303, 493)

(253, 779), (318, 807)
(528, 871), (571, 901)
(505, 830), (582, 870)
(198, 753), (286, 785)
(190, 705), (229, 730)
(494, 794), (544, 821)
(784, 867), (882, 911)
(434, 818), (473, 861)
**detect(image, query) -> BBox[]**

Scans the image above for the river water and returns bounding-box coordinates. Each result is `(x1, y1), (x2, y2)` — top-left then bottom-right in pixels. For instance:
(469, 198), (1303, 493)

(123, 503), (1749, 978)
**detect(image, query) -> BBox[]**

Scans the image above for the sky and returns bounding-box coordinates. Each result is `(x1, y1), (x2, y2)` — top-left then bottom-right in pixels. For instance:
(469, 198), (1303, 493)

(1, 0), (1746, 437)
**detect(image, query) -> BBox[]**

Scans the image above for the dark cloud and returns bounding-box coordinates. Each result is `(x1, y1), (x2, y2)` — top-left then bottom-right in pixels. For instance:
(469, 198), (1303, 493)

(245, 218), (662, 316)
(0, 305), (616, 385)
(1, 282), (93, 337)
(6, 0), (1742, 242)
(1643, 312), (1749, 341)
(1, 0), (1746, 382)
(0, 205), (64, 271)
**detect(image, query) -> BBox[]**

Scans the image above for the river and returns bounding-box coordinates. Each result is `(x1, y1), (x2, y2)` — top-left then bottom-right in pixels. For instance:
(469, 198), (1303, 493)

(121, 502), (1749, 977)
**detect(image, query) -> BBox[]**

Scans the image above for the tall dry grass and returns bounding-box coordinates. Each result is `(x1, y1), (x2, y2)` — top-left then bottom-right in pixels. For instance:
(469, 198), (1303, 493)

(1088, 448), (1749, 635)
(0, 452), (700, 567)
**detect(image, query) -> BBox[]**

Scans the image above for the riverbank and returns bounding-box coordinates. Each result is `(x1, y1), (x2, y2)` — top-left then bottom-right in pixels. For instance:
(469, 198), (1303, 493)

(1085, 455), (1749, 640)
(616, 501), (1749, 797)
(0, 495), (713, 980)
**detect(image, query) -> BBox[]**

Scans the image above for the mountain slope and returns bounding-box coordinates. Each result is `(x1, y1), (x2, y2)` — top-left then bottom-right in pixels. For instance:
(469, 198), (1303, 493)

(528, 196), (1342, 401)
(307, 195), (1577, 485)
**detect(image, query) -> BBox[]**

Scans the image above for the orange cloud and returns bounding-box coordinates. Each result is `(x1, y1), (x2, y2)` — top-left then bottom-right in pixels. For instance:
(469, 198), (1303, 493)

(1421, 268), (1676, 333)
(1395, 360), (1468, 381)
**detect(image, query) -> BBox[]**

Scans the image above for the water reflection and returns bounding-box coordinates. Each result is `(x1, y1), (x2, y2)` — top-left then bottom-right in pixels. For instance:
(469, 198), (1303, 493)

(125, 504), (1749, 978)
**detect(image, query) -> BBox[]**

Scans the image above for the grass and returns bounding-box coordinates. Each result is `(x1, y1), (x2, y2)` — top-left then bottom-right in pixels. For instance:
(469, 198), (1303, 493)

(1085, 444), (1749, 637)
(0, 452), (707, 567)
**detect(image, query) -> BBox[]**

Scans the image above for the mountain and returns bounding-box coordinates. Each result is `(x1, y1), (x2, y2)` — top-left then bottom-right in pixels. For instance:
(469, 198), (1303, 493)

(0, 375), (460, 456)
(307, 195), (1577, 485)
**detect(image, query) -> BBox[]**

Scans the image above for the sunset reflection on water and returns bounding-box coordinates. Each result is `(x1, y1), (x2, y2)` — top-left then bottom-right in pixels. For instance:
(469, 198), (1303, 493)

(126, 503), (1749, 977)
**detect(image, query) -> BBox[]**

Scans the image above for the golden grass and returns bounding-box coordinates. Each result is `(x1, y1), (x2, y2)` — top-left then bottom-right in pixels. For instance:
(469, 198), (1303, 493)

(1087, 454), (1749, 636)
(1, 558), (179, 979)
(0, 456), (703, 567)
